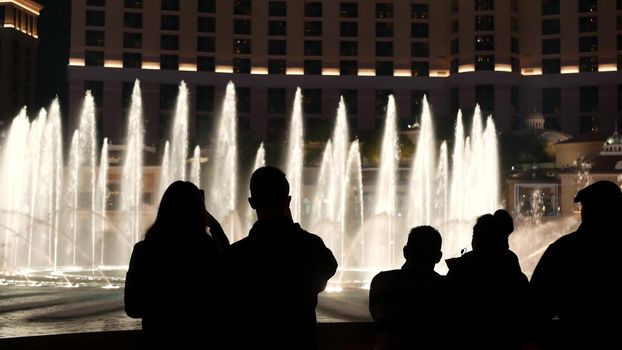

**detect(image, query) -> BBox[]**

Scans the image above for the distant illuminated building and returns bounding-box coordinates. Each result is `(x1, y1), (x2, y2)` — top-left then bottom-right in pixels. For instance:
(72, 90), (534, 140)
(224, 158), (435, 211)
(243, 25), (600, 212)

(67, 0), (622, 144)
(0, 0), (42, 129)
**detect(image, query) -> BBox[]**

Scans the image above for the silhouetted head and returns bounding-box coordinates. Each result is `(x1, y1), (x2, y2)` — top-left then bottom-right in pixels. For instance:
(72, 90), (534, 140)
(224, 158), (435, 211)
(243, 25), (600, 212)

(471, 210), (515, 252)
(494, 209), (514, 236)
(472, 214), (504, 252)
(248, 166), (291, 219)
(493, 209), (514, 249)
(574, 180), (622, 228)
(403, 226), (442, 270)
(145, 181), (206, 241)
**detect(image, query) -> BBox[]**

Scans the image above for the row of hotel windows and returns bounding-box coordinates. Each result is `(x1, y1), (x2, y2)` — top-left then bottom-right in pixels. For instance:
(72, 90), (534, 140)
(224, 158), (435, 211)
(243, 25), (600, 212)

(85, 0), (622, 20)
(541, 0), (622, 16)
(86, 13), (431, 38)
(87, 0), (429, 20)
(86, 35), (431, 58)
(84, 31), (618, 58)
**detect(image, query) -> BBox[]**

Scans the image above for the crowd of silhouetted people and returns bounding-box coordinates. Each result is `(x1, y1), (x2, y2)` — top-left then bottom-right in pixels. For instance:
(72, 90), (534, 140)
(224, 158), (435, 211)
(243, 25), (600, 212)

(124, 166), (622, 350)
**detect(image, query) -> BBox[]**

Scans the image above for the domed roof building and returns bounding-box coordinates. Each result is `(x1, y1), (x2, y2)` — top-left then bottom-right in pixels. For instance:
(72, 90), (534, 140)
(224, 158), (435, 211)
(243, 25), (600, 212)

(602, 128), (622, 155)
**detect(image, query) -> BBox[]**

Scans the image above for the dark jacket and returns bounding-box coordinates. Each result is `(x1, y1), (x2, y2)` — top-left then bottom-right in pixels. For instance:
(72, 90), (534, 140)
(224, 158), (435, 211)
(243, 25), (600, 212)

(529, 223), (622, 350)
(226, 216), (338, 350)
(446, 250), (529, 350)
(369, 266), (447, 350)
(124, 232), (225, 349)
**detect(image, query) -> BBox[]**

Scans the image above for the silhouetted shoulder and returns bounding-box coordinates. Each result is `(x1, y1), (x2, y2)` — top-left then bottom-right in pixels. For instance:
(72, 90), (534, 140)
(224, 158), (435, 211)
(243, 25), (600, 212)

(124, 241), (148, 319)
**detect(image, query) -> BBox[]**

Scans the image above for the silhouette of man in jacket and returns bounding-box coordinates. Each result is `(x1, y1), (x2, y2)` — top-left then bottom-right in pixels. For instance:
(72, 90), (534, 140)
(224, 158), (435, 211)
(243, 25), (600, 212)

(369, 225), (447, 350)
(226, 166), (338, 350)
(530, 180), (622, 349)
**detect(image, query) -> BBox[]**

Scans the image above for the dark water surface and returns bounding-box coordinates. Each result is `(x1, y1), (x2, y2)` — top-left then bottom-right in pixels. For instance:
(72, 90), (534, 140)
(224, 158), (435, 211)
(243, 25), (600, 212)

(0, 285), (370, 338)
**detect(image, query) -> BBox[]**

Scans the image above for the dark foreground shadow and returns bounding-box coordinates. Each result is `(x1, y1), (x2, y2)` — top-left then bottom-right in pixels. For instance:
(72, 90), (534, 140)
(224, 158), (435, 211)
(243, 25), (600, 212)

(0, 322), (377, 350)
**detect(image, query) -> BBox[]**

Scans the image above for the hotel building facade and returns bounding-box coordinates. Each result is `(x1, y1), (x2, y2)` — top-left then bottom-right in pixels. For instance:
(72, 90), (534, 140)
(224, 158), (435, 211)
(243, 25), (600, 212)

(67, 0), (622, 147)
(0, 0), (41, 127)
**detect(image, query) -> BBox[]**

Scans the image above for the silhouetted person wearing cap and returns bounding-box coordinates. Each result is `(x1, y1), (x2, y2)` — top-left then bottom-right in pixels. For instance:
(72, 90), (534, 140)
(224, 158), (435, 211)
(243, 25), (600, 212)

(446, 211), (529, 350)
(225, 166), (338, 350)
(529, 180), (622, 350)
(369, 226), (447, 350)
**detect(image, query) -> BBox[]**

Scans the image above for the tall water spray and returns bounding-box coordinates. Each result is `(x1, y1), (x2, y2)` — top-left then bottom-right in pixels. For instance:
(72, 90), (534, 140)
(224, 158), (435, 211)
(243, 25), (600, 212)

(190, 146), (201, 187)
(66, 130), (80, 265)
(121, 80), (144, 253)
(1, 109), (29, 268)
(78, 91), (98, 269)
(0, 83), (508, 286)
(285, 88), (304, 222)
(406, 96), (437, 232)
(371, 95), (398, 267)
(207, 81), (238, 239)
(310, 98), (349, 265)
(96, 139), (108, 265)
(449, 111), (465, 220)
(26, 109), (47, 268)
(158, 142), (170, 203)
(169, 81), (189, 182)
(48, 100), (63, 270)
(244, 143), (266, 232)
(344, 140), (364, 268)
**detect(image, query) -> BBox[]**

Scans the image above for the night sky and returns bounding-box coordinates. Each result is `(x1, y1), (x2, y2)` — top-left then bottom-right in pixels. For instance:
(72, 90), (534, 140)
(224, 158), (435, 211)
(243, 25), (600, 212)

(34, 0), (70, 114)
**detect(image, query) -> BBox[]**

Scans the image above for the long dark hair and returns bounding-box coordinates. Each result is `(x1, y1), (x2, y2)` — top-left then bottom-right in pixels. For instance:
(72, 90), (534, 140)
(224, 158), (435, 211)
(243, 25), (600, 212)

(144, 181), (206, 242)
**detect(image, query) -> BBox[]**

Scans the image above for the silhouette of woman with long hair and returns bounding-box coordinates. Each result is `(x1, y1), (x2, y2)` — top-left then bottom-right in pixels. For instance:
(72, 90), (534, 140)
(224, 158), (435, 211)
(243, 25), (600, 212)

(124, 181), (229, 349)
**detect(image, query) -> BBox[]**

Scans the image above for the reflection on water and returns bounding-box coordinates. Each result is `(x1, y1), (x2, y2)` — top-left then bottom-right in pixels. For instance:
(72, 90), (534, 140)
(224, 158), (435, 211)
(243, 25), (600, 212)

(0, 286), (140, 338)
(0, 285), (371, 338)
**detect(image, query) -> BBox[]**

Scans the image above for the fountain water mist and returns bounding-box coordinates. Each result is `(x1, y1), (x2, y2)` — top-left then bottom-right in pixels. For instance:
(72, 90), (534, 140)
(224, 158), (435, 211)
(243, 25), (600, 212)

(169, 81), (189, 183)
(1, 82), (512, 288)
(371, 95), (398, 268)
(121, 80), (144, 261)
(48, 100), (64, 270)
(343, 140), (364, 268)
(406, 96), (437, 237)
(206, 81), (238, 240)
(78, 91), (98, 269)
(285, 88), (304, 222)
(158, 142), (170, 204)
(26, 109), (47, 268)
(1, 109), (31, 267)
(96, 139), (108, 265)
(449, 111), (465, 220)
(190, 146), (201, 187)
(244, 143), (266, 232)
(310, 98), (350, 267)
(66, 130), (80, 266)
